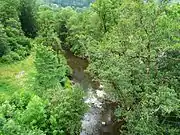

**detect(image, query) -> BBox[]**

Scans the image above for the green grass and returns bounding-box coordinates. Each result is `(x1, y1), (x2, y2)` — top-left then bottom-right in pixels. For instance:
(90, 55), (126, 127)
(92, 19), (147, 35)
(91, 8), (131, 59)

(0, 55), (36, 98)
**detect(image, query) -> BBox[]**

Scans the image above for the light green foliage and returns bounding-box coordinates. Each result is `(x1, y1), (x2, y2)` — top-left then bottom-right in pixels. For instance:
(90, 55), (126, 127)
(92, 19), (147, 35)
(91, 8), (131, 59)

(36, 31), (61, 53)
(92, 0), (121, 32)
(48, 85), (87, 135)
(0, 91), (46, 135)
(10, 91), (33, 110)
(67, 10), (102, 56)
(0, 86), (86, 135)
(0, 0), (20, 25)
(144, 86), (179, 115)
(157, 50), (180, 96)
(37, 6), (57, 36)
(87, 0), (180, 134)
(37, 6), (102, 57)
(17, 95), (47, 129)
(55, 7), (76, 45)
(44, 6), (102, 57)
(34, 45), (67, 92)
(36, 6), (62, 52)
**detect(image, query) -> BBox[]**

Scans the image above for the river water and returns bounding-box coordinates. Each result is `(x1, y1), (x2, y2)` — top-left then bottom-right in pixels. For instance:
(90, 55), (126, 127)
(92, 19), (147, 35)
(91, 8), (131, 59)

(64, 50), (121, 135)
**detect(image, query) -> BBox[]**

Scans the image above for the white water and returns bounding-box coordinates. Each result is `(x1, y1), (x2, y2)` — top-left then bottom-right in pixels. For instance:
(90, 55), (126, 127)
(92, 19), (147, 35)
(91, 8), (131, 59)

(80, 89), (106, 135)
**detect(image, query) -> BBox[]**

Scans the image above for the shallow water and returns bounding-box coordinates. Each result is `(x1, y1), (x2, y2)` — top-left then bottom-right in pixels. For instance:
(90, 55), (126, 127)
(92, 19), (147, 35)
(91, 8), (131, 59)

(64, 50), (99, 90)
(64, 50), (120, 135)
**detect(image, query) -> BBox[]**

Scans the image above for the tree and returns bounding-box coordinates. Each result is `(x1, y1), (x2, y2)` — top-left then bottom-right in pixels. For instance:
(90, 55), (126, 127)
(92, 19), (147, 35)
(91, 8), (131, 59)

(0, 86), (87, 135)
(19, 0), (38, 38)
(87, 0), (180, 134)
(1, 18), (31, 63)
(0, 24), (9, 57)
(66, 9), (102, 56)
(0, 0), (20, 26)
(34, 45), (68, 93)
(0, 0), (31, 63)
(17, 95), (47, 129)
(0, 91), (46, 135)
(47, 85), (87, 135)
(55, 7), (76, 46)
(36, 6), (62, 52)
(37, 6), (56, 37)
(92, 0), (121, 33)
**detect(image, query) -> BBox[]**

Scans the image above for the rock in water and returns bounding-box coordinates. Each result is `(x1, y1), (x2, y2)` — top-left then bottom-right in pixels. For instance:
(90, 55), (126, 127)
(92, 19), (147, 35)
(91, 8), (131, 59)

(81, 89), (104, 135)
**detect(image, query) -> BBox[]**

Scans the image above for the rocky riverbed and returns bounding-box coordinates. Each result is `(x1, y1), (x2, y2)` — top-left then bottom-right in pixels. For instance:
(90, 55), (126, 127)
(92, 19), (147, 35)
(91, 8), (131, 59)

(64, 50), (119, 135)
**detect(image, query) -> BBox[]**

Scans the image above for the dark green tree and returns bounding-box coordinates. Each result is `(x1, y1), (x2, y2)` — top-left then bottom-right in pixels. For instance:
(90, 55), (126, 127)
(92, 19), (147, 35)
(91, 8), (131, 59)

(0, 24), (10, 57)
(55, 7), (76, 46)
(19, 0), (38, 38)
(0, 0), (31, 63)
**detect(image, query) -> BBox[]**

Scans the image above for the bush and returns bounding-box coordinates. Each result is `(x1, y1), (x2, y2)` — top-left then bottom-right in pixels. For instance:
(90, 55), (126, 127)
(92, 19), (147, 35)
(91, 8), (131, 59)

(0, 51), (21, 63)
(1, 54), (13, 63)
(9, 91), (33, 110)
(34, 45), (68, 93)
(0, 93), (47, 135)
(47, 85), (87, 135)
(10, 51), (21, 61)
(0, 86), (87, 135)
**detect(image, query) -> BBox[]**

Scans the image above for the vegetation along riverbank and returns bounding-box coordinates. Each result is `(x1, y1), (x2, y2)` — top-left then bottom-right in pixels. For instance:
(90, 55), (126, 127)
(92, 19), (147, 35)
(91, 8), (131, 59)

(0, 0), (180, 135)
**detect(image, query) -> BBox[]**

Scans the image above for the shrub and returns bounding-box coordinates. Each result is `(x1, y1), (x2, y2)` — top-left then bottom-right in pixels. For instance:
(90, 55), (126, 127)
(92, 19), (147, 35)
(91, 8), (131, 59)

(47, 85), (87, 135)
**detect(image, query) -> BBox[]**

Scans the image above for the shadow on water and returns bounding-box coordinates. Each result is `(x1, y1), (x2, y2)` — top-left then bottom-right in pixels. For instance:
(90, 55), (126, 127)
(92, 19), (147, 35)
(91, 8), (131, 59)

(100, 103), (124, 135)
(64, 50), (99, 90)
(64, 50), (121, 135)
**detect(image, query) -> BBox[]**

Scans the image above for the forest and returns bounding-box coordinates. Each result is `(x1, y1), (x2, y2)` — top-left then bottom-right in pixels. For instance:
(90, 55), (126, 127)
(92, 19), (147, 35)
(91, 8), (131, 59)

(46, 0), (95, 7)
(0, 0), (180, 135)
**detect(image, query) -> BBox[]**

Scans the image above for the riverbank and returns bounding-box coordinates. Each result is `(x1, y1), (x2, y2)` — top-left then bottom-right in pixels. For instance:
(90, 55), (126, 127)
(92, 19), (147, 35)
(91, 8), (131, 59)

(0, 50), (121, 135)
(64, 50), (121, 135)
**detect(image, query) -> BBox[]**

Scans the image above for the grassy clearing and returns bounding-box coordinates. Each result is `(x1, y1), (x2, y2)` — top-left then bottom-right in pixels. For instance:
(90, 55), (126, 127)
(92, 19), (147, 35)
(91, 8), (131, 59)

(0, 55), (36, 98)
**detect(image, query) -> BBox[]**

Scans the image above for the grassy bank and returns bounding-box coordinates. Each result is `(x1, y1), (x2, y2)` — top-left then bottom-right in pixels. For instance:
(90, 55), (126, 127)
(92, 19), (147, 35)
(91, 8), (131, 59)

(0, 55), (36, 98)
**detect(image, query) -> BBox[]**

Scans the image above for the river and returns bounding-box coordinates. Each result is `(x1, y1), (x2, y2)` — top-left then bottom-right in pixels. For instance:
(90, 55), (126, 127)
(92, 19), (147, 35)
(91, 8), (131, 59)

(64, 50), (121, 135)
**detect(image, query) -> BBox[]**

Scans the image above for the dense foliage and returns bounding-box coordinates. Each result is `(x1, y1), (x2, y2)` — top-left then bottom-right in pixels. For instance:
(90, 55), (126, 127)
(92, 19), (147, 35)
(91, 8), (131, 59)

(87, 1), (180, 134)
(0, 0), (31, 63)
(0, 86), (86, 135)
(48, 0), (179, 134)
(46, 0), (94, 7)
(19, 0), (38, 38)
(0, 0), (87, 134)
(0, 0), (180, 134)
